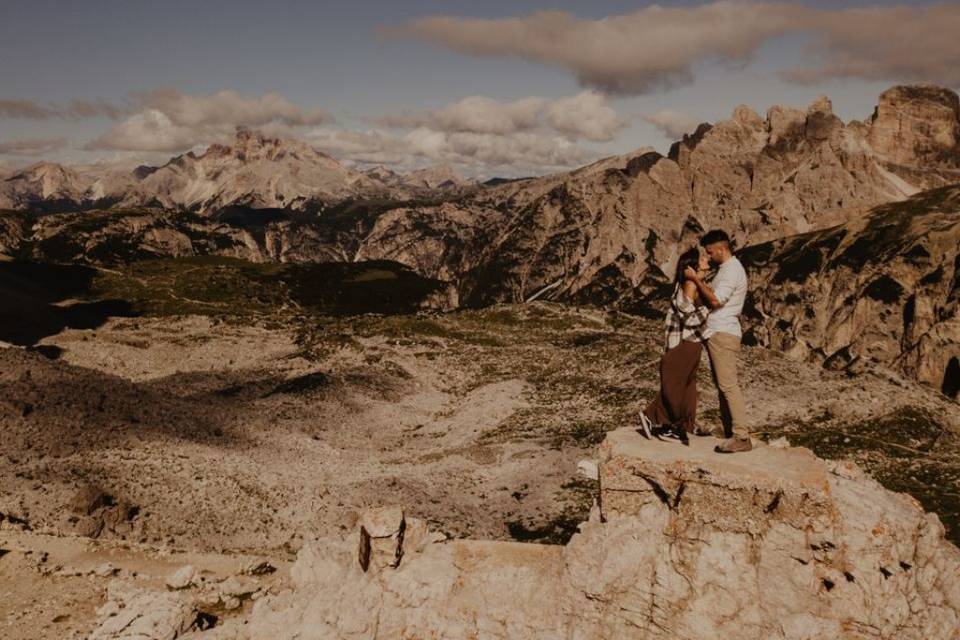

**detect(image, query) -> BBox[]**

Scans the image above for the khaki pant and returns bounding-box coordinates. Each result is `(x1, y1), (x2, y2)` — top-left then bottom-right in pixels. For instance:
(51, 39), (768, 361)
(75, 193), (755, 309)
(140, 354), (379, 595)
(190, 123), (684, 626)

(706, 331), (748, 438)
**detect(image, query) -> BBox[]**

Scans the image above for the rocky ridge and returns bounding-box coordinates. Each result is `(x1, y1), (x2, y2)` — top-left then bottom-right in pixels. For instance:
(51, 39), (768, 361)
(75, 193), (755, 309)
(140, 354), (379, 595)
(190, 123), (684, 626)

(0, 131), (477, 214)
(74, 429), (960, 639)
(741, 184), (960, 399)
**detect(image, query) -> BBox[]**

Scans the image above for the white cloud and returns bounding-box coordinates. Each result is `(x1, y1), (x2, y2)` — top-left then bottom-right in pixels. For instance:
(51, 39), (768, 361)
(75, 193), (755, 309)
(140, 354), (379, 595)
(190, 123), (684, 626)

(386, 3), (960, 94)
(545, 91), (627, 142)
(385, 4), (802, 95)
(781, 4), (960, 86)
(378, 95), (545, 135)
(377, 91), (628, 142)
(306, 126), (596, 177)
(86, 89), (333, 152)
(307, 91), (625, 176)
(131, 89), (331, 128)
(643, 109), (701, 140)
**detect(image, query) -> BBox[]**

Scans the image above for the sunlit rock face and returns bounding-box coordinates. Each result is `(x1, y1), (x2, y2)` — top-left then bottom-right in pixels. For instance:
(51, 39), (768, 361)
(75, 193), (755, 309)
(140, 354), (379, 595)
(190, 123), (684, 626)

(868, 85), (960, 168)
(356, 84), (960, 309)
(233, 429), (960, 639)
(740, 184), (960, 399)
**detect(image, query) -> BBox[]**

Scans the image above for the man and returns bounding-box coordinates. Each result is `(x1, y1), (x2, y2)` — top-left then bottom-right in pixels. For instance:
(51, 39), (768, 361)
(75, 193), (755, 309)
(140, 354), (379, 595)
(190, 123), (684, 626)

(683, 229), (751, 453)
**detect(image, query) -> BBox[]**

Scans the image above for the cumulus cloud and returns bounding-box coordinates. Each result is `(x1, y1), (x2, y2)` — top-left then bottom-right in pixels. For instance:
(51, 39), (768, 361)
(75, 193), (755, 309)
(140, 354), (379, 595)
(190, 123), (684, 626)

(340, 91), (624, 175)
(385, 2), (960, 95)
(0, 98), (125, 120)
(132, 89), (331, 128)
(86, 89), (333, 152)
(378, 95), (544, 135)
(781, 4), (960, 86)
(643, 109), (701, 140)
(377, 91), (627, 142)
(0, 136), (70, 156)
(545, 92), (626, 142)
(384, 4), (802, 95)
(306, 126), (595, 177)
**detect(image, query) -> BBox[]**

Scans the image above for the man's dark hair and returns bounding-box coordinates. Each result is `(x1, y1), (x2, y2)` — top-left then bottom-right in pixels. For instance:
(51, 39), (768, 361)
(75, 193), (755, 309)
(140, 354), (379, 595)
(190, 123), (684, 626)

(700, 229), (731, 248)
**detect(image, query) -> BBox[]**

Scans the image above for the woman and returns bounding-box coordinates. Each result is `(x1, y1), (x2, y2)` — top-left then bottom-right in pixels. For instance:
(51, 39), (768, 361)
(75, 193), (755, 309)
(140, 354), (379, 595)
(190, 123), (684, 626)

(638, 248), (712, 445)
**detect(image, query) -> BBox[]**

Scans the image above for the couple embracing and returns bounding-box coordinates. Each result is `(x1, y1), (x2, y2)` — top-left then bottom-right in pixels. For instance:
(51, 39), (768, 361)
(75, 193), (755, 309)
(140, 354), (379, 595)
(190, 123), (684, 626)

(639, 229), (752, 454)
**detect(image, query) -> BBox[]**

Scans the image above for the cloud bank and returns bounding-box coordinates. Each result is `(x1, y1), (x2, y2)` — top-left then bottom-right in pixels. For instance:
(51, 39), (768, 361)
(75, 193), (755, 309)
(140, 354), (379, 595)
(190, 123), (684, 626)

(376, 91), (626, 142)
(386, 2), (960, 95)
(307, 91), (626, 176)
(307, 126), (596, 178)
(86, 89), (334, 152)
(1, 87), (622, 175)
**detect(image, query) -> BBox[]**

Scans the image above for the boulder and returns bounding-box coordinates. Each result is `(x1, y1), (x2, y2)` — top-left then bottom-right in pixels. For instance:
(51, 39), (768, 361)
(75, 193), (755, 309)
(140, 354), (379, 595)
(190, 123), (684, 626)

(90, 584), (197, 640)
(166, 565), (199, 590)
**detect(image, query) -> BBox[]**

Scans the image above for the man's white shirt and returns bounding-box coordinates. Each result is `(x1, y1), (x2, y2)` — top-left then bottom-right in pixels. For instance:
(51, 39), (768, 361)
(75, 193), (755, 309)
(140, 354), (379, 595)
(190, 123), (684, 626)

(703, 256), (748, 339)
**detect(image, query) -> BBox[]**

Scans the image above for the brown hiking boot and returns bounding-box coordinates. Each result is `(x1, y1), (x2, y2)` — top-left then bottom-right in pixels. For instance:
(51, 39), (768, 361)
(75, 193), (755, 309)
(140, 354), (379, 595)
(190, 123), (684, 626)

(714, 436), (753, 454)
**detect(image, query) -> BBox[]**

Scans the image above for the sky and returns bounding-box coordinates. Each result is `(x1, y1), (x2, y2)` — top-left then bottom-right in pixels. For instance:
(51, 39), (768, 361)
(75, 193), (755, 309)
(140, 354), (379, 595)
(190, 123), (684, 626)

(1, 0), (958, 178)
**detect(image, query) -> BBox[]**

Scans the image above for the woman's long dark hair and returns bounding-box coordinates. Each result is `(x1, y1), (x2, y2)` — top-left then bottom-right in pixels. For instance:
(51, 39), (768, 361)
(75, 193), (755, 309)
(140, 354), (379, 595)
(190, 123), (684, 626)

(674, 247), (701, 286)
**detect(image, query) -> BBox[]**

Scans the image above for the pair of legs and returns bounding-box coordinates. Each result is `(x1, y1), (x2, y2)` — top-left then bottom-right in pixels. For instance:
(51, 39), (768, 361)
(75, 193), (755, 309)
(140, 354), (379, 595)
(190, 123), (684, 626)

(705, 331), (749, 441)
(644, 339), (702, 433)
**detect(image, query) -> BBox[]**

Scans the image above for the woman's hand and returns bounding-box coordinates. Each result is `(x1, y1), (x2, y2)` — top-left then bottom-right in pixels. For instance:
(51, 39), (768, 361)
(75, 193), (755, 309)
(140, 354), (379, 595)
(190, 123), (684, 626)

(683, 266), (699, 282)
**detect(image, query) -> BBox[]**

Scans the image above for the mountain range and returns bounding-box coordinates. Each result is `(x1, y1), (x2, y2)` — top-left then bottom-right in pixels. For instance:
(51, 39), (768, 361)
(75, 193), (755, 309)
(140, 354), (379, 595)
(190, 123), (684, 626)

(2, 84), (959, 397)
(0, 129), (478, 214)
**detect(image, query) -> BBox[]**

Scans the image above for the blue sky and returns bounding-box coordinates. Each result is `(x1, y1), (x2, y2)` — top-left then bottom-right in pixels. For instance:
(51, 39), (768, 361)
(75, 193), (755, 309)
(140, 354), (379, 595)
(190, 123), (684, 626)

(1, 0), (956, 176)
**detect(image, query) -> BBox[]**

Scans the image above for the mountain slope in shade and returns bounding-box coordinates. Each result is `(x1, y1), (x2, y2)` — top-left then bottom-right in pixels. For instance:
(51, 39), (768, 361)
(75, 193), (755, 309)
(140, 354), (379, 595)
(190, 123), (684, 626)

(740, 184), (960, 399)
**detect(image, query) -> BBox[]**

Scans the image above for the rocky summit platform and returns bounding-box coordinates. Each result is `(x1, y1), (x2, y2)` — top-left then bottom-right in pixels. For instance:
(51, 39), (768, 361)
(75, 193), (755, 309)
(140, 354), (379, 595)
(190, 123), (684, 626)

(78, 430), (960, 639)
(599, 428), (833, 528)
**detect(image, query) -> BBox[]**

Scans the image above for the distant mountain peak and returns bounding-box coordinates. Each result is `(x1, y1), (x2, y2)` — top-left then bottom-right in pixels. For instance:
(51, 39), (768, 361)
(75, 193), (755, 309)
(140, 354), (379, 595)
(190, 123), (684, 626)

(402, 164), (473, 189)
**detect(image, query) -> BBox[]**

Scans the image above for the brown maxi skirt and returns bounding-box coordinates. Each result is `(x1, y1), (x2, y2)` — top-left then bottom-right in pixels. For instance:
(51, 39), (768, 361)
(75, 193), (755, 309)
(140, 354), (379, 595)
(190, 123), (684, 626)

(643, 339), (703, 433)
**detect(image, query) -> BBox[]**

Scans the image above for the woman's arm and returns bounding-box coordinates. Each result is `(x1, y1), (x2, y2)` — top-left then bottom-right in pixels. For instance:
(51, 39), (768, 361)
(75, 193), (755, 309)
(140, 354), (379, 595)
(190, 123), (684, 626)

(682, 279), (699, 304)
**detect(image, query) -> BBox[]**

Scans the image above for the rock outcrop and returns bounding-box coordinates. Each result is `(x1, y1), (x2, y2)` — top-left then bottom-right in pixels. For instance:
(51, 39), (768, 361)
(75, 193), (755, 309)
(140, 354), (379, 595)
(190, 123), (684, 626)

(868, 85), (960, 168)
(741, 183), (960, 399)
(233, 429), (960, 639)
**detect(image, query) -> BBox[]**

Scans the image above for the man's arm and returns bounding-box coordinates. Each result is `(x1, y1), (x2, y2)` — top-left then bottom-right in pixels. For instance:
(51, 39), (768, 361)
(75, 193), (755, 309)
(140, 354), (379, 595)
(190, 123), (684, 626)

(683, 267), (728, 310)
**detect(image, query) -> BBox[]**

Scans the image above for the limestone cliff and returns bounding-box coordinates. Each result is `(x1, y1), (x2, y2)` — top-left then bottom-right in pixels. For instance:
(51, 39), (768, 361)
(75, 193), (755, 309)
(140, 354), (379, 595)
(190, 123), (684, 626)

(740, 184), (960, 399)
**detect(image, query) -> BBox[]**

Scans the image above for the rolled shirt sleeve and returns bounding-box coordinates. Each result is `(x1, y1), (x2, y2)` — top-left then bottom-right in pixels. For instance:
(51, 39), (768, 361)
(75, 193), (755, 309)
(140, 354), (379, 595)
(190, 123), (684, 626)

(711, 271), (737, 307)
